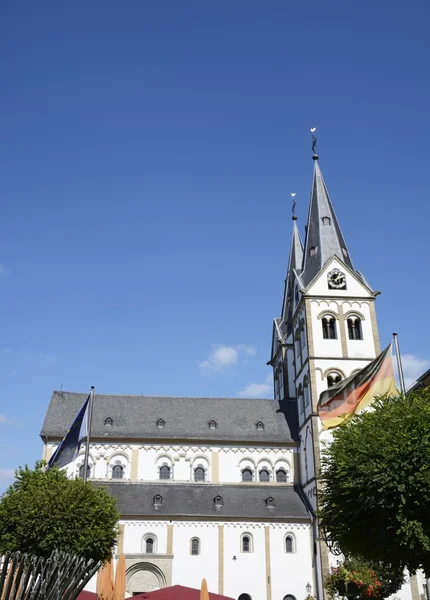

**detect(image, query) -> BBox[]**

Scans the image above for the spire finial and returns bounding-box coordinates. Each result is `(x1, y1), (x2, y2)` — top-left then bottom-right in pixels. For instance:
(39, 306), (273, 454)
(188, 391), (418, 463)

(310, 127), (318, 160)
(291, 193), (297, 220)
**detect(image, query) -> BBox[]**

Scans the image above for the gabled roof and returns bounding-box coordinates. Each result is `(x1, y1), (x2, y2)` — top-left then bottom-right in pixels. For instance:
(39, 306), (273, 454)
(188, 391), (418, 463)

(301, 157), (354, 286)
(40, 391), (299, 443)
(99, 482), (311, 521)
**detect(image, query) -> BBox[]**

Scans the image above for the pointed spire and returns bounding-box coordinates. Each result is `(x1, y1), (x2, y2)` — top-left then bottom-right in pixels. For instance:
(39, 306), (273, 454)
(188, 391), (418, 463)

(301, 157), (354, 286)
(281, 217), (304, 328)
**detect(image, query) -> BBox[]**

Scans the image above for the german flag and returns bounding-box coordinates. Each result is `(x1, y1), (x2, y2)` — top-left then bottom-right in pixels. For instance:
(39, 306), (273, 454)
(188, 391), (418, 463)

(317, 344), (398, 430)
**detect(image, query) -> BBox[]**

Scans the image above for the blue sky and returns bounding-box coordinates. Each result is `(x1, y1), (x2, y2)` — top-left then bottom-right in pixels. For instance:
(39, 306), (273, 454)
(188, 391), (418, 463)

(1, 1), (429, 492)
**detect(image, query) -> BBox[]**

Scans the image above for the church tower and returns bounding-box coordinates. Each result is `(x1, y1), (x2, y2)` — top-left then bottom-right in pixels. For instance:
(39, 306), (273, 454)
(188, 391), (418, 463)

(270, 146), (382, 596)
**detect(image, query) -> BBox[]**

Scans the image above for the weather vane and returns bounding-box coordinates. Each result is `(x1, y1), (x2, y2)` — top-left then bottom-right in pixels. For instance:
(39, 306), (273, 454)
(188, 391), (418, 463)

(291, 193), (297, 220)
(311, 127), (317, 155)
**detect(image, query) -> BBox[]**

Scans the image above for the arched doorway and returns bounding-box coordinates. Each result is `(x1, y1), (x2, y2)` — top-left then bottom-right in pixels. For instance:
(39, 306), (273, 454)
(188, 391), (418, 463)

(126, 562), (166, 596)
(238, 594), (252, 600)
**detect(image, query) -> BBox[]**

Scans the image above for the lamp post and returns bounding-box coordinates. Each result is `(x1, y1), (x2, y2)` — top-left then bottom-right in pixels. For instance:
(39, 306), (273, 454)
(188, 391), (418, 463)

(306, 582), (312, 597)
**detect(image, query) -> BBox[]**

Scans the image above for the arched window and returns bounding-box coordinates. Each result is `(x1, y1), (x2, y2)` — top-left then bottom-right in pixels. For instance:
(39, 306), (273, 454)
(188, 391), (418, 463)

(153, 495), (162, 508)
(347, 316), (363, 340)
(298, 384), (304, 414)
(242, 468), (253, 482)
(104, 417), (113, 427)
(276, 469), (288, 483)
(238, 595), (252, 600)
(322, 216), (331, 226)
(191, 538), (200, 555)
(79, 464), (91, 479)
(145, 537), (154, 553)
(259, 469), (270, 482)
(265, 497), (275, 507)
(157, 419), (165, 428)
(256, 421), (264, 430)
(242, 534), (252, 553)
(285, 534), (295, 553)
(309, 246), (318, 257)
(303, 376), (310, 407)
(194, 467), (206, 482)
(214, 496), (223, 508)
(159, 465), (171, 480)
(322, 316), (337, 339)
(112, 465), (124, 479)
(283, 596), (297, 600)
(209, 420), (217, 429)
(327, 372), (342, 388)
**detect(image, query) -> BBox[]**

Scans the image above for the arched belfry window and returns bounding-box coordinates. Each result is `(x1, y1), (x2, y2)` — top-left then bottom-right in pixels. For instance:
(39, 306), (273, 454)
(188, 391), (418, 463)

(112, 465), (124, 479)
(322, 216), (331, 226)
(259, 469), (270, 482)
(79, 464), (91, 479)
(347, 316), (363, 340)
(242, 468), (253, 482)
(276, 468), (288, 483)
(194, 466), (206, 482)
(146, 537), (154, 553)
(159, 465), (171, 480)
(322, 315), (337, 339)
(327, 372), (342, 388)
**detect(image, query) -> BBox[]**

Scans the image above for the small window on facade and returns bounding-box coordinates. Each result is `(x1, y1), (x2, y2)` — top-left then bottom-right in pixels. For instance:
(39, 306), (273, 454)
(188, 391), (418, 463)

(79, 464), (91, 479)
(276, 469), (288, 483)
(105, 417), (113, 427)
(342, 247), (349, 258)
(285, 535), (294, 553)
(327, 372), (342, 388)
(309, 246), (318, 256)
(242, 468), (253, 482)
(191, 538), (200, 555)
(146, 537), (154, 554)
(347, 317), (363, 340)
(259, 469), (270, 482)
(159, 465), (171, 480)
(194, 467), (206, 482)
(209, 420), (217, 429)
(214, 495), (223, 507)
(112, 465), (124, 479)
(157, 419), (165, 428)
(242, 535), (251, 553)
(153, 494), (162, 508)
(322, 316), (337, 339)
(322, 216), (331, 226)
(266, 497), (275, 507)
(256, 421), (264, 430)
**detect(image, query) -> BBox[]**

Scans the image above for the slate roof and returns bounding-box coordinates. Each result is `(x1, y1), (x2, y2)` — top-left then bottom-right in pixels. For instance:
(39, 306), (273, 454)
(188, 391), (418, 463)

(40, 391), (299, 444)
(301, 158), (354, 287)
(99, 482), (310, 521)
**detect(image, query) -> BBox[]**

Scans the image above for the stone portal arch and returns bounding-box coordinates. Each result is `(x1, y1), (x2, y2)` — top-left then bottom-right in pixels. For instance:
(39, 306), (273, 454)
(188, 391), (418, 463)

(126, 562), (166, 595)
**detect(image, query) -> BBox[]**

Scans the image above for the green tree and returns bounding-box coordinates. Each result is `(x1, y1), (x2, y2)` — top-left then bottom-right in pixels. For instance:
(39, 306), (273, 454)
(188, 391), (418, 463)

(0, 462), (119, 563)
(319, 388), (430, 574)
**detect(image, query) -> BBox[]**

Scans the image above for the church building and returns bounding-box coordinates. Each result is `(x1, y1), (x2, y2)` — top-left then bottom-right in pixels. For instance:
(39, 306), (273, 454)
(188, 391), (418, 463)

(40, 151), (420, 600)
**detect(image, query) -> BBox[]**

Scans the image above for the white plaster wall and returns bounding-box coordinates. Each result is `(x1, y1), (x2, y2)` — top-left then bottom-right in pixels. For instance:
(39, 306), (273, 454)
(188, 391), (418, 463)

(223, 524), (267, 600)
(310, 300), (343, 358)
(270, 525), (314, 600)
(171, 522), (218, 592)
(123, 520), (169, 554)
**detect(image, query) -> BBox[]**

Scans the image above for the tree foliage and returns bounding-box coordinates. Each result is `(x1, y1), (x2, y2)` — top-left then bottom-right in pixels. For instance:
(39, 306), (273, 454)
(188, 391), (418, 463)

(0, 462), (119, 563)
(319, 388), (430, 574)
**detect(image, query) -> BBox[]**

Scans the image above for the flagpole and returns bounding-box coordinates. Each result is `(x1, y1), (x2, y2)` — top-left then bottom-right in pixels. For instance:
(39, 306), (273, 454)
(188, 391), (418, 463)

(83, 386), (95, 483)
(392, 333), (406, 394)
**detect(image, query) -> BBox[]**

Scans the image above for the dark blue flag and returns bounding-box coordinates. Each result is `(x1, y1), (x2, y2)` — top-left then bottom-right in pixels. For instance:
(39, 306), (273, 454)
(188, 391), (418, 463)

(48, 394), (90, 469)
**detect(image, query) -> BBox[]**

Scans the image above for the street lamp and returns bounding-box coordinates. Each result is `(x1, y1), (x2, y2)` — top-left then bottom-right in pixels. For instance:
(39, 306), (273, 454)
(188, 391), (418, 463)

(306, 583), (312, 596)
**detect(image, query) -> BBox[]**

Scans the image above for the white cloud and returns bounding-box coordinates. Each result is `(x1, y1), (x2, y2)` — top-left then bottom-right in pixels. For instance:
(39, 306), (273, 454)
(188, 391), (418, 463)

(239, 374), (273, 399)
(0, 414), (18, 425)
(396, 354), (430, 390)
(0, 468), (15, 483)
(198, 344), (256, 374)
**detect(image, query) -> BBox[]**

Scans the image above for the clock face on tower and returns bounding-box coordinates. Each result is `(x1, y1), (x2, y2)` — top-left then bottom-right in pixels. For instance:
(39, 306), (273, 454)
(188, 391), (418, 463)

(328, 269), (346, 290)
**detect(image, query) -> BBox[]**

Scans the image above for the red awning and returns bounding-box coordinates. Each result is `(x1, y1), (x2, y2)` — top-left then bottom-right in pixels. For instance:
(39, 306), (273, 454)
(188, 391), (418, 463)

(126, 585), (234, 600)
